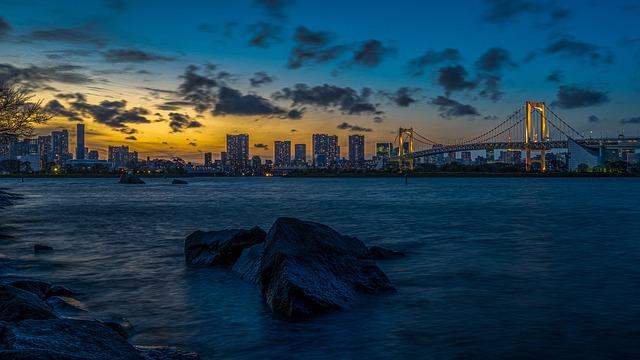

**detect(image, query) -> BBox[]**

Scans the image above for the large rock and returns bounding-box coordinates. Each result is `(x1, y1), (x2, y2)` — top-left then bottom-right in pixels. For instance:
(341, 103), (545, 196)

(184, 226), (266, 266)
(118, 174), (145, 184)
(0, 284), (57, 322)
(257, 217), (395, 319)
(0, 319), (143, 360)
(231, 243), (264, 283)
(9, 280), (52, 299)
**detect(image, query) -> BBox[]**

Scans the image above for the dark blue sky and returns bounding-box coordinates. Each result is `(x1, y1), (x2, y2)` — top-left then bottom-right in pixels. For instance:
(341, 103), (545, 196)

(1, 0), (639, 158)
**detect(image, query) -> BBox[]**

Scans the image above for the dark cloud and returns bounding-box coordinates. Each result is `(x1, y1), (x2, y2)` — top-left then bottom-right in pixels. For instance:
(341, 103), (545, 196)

(0, 63), (93, 91)
(621, 117), (640, 124)
(548, 8), (571, 23)
(543, 37), (613, 64)
(247, 22), (282, 48)
(24, 25), (107, 47)
(188, 142), (197, 147)
(44, 100), (83, 121)
(546, 70), (563, 83)
(177, 65), (219, 112)
(125, 136), (137, 140)
(253, 0), (293, 18)
(0, 17), (10, 38)
(70, 97), (151, 133)
(483, 0), (534, 23)
(250, 71), (275, 87)
(103, 0), (126, 10)
(588, 115), (599, 123)
(476, 47), (515, 72)
(437, 65), (476, 95)
(552, 85), (609, 109)
(385, 87), (420, 107)
(168, 112), (203, 133)
(214, 86), (287, 116)
(408, 48), (460, 76)
(287, 26), (346, 69)
(336, 122), (372, 132)
(156, 101), (193, 111)
(272, 84), (382, 115)
(373, 116), (384, 123)
(477, 74), (503, 101)
(254, 143), (269, 149)
(286, 108), (304, 119)
(104, 48), (175, 63)
(44, 49), (96, 60)
(430, 96), (480, 118)
(350, 39), (395, 67)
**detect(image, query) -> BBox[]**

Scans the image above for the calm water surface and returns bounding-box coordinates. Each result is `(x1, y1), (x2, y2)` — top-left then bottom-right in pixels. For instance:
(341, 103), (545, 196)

(1, 177), (639, 359)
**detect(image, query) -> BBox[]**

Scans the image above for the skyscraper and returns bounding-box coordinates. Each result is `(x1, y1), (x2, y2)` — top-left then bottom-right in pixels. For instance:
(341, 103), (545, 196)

(294, 144), (306, 164)
(348, 134), (365, 164)
(108, 145), (136, 169)
(274, 140), (291, 167)
(375, 142), (392, 158)
(204, 152), (212, 167)
(312, 134), (339, 167)
(226, 134), (249, 173)
(51, 130), (69, 165)
(76, 123), (85, 160)
(37, 135), (53, 169)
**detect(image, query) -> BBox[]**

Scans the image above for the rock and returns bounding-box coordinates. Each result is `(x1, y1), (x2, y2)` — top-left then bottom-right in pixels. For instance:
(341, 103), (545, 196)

(258, 217), (395, 319)
(184, 226), (266, 266)
(99, 317), (134, 339)
(231, 243), (264, 283)
(0, 284), (57, 322)
(34, 244), (54, 253)
(46, 285), (75, 298)
(366, 246), (405, 260)
(46, 296), (88, 318)
(118, 174), (145, 184)
(171, 179), (188, 185)
(0, 319), (143, 360)
(136, 346), (200, 360)
(9, 280), (52, 299)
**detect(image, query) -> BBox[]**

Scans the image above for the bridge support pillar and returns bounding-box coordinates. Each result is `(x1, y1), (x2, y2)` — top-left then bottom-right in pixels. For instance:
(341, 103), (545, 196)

(525, 101), (549, 173)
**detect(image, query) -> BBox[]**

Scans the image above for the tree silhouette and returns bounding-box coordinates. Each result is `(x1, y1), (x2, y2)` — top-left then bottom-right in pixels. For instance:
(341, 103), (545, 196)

(0, 83), (51, 139)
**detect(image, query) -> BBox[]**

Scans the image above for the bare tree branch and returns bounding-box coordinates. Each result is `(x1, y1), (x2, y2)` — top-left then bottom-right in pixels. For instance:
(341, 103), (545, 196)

(0, 82), (52, 139)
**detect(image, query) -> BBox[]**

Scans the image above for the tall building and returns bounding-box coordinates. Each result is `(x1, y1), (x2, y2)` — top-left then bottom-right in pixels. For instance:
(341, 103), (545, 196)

(348, 134), (365, 164)
(294, 144), (306, 164)
(37, 135), (53, 169)
(108, 145), (137, 169)
(461, 151), (472, 164)
(274, 140), (291, 167)
(87, 150), (99, 160)
(486, 149), (495, 163)
(51, 130), (69, 165)
(312, 134), (339, 167)
(204, 152), (212, 167)
(226, 134), (249, 173)
(375, 142), (392, 158)
(76, 123), (85, 160)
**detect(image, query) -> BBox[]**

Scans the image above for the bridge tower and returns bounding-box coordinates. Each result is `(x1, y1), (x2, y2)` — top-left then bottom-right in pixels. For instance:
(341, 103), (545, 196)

(398, 127), (415, 171)
(525, 101), (549, 172)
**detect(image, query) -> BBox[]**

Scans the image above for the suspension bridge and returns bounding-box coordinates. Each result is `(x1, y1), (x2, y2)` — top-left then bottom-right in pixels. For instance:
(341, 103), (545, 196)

(391, 101), (640, 172)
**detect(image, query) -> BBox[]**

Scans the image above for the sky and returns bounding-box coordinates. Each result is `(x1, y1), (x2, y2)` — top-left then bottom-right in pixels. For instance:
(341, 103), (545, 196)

(1, 0), (639, 161)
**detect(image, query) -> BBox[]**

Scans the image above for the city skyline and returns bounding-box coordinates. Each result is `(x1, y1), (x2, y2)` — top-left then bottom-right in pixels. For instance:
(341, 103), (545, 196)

(1, 1), (639, 162)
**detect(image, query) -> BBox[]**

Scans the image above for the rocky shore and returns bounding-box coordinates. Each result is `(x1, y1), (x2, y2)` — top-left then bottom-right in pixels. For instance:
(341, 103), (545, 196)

(0, 188), (199, 359)
(185, 217), (404, 319)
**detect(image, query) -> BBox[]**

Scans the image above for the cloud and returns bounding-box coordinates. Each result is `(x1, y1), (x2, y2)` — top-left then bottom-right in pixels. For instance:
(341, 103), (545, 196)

(177, 65), (220, 112)
(287, 26), (346, 69)
(254, 143), (269, 149)
(430, 96), (480, 118)
(336, 122), (372, 132)
(125, 135), (137, 140)
(543, 37), (613, 64)
(156, 101), (193, 111)
(483, 0), (535, 23)
(247, 22), (282, 48)
(437, 65), (476, 95)
(476, 47), (515, 72)
(286, 108), (304, 119)
(70, 97), (151, 133)
(385, 87), (420, 107)
(621, 117), (640, 124)
(588, 115), (599, 123)
(0, 63), (93, 91)
(408, 48), (460, 76)
(0, 17), (10, 38)
(44, 100), (83, 121)
(250, 71), (275, 87)
(103, 0), (126, 10)
(168, 112), (203, 133)
(188, 142), (197, 147)
(546, 70), (563, 83)
(104, 48), (175, 63)
(350, 39), (395, 67)
(272, 83), (382, 115)
(373, 116), (384, 123)
(552, 85), (609, 109)
(214, 86), (287, 116)
(24, 25), (107, 47)
(253, 0), (293, 18)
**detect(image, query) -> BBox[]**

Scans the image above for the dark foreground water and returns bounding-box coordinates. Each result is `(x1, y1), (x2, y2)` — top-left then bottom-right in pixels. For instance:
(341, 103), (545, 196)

(1, 177), (640, 359)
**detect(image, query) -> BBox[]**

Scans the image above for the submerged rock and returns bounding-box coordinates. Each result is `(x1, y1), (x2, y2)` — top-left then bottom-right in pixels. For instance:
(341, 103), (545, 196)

(366, 246), (405, 260)
(231, 243), (264, 283)
(136, 346), (200, 360)
(118, 174), (145, 184)
(0, 319), (143, 360)
(257, 217), (395, 319)
(171, 179), (188, 185)
(46, 285), (75, 298)
(99, 317), (134, 339)
(0, 284), (57, 322)
(9, 279), (52, 299)
(33, 244), (54, 253)
(184, 226), (266, 266)
(46, 296), (88, 318)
